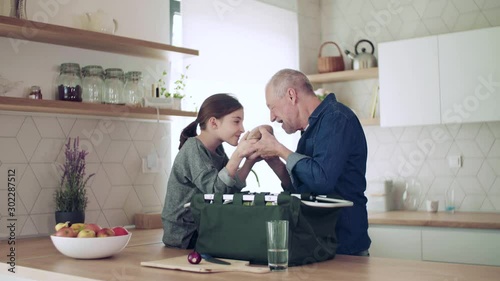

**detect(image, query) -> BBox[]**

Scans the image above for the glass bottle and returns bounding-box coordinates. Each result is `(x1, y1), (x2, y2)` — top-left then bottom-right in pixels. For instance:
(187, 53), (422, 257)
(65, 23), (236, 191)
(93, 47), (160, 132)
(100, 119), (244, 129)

(124, 71), (145, 106)
(28, 85), (42, 99)
(56, 63), (82, 102)
(82, 65), (105, 103)
(103, 68), (124, 104)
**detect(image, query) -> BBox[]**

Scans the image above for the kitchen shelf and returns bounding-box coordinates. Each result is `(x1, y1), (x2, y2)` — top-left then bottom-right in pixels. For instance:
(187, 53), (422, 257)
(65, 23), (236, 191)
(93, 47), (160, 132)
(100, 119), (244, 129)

(0, 15), (199, 59)
(307, 68), (378, 83)
(0, 97), (197, 120)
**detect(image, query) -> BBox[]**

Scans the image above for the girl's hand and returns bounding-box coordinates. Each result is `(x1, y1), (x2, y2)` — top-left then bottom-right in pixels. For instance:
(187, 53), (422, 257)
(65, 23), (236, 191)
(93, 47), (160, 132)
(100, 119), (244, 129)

(235, 132), (258, 158)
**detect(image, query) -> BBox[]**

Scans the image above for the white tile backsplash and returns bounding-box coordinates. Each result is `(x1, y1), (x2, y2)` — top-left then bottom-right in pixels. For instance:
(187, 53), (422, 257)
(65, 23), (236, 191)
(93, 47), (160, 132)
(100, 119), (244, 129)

(489, 140), (500, 157)
(108, 121), (132, 140)
(135, 185), (162, 207)
(17, 166), (41, 212)
(488, 177), (500, 195)
(20, 217), (39, 237)
(451, 0), (480, 13)
(30, 139), (65, 163)
(91, 166), (113, 208)
(33, 117), (65, 139)
(476, 124), (495, 155)
(102, 209), (130, 228)
(102, 141), (131, 163)
(31, 188), (57, 214)
(103, 186), (132, 209)
(0, 138), (27, 163)
(0, 115), (25, 137)
(0, 163), (27, 190)
(31, 163), (61, 188)
(455, 140), (484, 157)
(57, 117), (76, 137)
(103, 163), (132, 186)
(478, 161), (496, 190)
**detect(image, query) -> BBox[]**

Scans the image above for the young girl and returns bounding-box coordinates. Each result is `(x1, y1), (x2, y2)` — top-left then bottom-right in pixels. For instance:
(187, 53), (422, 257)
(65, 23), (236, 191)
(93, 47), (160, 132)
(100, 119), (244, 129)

(161, 93), (259, 249)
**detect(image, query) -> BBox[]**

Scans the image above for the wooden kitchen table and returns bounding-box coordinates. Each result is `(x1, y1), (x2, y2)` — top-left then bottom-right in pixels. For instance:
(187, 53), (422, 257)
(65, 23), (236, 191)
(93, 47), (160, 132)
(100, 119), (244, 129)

(1, 228), (499, 281)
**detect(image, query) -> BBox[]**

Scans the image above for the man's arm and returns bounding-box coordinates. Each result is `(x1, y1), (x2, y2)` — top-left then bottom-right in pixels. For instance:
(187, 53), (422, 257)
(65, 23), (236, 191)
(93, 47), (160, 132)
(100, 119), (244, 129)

(264, 157), (292, 191)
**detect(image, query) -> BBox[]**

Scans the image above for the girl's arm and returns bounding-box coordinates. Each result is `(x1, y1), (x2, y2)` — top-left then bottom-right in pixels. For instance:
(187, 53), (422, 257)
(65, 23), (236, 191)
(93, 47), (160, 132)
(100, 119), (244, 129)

(225, 132), (257, 178)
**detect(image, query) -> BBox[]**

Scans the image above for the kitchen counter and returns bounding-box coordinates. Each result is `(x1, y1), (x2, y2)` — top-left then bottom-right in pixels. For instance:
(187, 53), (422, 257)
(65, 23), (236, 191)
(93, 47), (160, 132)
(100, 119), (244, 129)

(369, 211), (500, 229)
(1, 228), (499, 281)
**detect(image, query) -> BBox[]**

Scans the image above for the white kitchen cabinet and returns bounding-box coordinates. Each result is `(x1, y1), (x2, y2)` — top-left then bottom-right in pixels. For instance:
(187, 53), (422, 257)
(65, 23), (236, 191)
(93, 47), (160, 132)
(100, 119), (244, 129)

(368, 225), (422, 260)
(378, 36), (441, 127)
(422, 228), (500, 266)
(438, 26), (500, 124)
(369, 223), (500, 266)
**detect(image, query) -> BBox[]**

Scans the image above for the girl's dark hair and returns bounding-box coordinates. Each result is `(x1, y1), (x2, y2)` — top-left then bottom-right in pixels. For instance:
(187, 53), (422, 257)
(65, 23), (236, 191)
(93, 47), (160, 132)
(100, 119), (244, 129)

(179, 93), (243, 149)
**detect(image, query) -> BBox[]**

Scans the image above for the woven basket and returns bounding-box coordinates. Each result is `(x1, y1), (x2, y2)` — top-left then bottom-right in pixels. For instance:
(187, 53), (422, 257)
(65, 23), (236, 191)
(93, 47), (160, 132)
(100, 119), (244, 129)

(317, 41), (345, 73)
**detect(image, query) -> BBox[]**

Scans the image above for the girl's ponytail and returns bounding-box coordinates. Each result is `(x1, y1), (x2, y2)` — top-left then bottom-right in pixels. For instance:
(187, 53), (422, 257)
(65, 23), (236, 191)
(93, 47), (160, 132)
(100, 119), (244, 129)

(179, 120), (198, 149)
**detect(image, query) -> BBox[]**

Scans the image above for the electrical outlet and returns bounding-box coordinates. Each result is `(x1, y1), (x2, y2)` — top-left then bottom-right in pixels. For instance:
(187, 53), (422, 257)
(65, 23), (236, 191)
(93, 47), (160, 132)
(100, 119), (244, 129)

(142, 157), (160, 173)
(447, 155), (462, 168)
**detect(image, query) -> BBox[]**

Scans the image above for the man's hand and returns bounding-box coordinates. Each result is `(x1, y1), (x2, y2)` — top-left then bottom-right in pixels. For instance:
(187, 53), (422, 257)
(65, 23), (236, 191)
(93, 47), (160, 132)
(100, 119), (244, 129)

(254, 127), (292, 160)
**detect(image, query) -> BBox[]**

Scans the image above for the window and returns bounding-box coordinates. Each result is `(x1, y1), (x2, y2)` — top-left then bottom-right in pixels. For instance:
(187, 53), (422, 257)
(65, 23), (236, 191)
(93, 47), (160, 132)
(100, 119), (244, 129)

(170, 0), (182, 45)
(181, 0), (300, 192)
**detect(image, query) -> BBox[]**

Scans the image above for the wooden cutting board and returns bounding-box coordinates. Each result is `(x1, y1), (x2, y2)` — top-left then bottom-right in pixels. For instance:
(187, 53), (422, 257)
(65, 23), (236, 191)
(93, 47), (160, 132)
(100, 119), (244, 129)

(140, 255), (270, 274)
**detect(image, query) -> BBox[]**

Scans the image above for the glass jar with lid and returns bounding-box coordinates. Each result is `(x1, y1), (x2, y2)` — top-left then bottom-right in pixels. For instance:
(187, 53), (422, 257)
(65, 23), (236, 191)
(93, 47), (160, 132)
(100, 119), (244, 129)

(103, 68), (124, 104)
(82, 65), (105, 103)
(57, 63), (82, 102)
(124, 71), (145, 106)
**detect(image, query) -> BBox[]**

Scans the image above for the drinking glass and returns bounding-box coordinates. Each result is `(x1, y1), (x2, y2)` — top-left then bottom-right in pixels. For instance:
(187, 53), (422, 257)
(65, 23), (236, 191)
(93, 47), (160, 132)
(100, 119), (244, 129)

(266, 220), (288, 271)
(445, 187), (456, 213)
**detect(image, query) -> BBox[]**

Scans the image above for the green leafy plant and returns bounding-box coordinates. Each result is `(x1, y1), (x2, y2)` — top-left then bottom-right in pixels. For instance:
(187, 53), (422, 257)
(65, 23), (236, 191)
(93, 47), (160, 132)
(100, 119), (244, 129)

(54, 137), (95, 212)
(158, 64), (190, 99)
(158, 70), (170, 98)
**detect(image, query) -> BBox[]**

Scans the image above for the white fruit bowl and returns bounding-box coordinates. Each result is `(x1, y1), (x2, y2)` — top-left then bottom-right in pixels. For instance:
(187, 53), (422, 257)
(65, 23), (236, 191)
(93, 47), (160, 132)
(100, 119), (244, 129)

(50, 233), (132, 259)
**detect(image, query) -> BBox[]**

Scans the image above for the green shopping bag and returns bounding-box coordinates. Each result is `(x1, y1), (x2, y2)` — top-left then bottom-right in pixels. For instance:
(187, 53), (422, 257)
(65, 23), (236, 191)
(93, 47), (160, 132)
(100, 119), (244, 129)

(190, 193), (342, 265)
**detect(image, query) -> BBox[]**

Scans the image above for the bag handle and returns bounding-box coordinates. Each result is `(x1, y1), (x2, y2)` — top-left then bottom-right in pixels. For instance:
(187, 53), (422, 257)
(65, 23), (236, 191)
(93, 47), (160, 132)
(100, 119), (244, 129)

(318, 41), (344, 58)
(233, 193), (243, 205)
(213, 193), (223, 204)
(230, 193), (268, 206)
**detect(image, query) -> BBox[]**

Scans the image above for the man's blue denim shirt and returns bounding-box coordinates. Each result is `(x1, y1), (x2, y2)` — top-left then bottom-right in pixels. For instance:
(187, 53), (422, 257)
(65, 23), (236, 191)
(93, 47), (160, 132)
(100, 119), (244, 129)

(285, 93), (371, 255)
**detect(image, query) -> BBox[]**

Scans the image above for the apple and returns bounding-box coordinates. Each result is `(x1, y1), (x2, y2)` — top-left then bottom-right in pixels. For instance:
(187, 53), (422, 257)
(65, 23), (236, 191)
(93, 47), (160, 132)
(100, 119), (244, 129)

(112, 226), (129, 236)
(70, 223), (85, 234)
(55, 221), (70, 231)
(83, 223), (101, 233)
(96, 228), (115, 237)
(77, 229), (96, 238)
(54, 227), (76, 237)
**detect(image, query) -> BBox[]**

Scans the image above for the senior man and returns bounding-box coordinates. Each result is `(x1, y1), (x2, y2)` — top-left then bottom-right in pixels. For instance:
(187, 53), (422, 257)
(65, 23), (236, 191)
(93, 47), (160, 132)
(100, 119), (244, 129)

(255, 68), (370, 256)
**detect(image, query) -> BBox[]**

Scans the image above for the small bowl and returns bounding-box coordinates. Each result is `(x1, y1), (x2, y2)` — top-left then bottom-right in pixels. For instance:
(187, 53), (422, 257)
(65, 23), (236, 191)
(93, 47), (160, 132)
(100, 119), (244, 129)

(50, 233), (132, 259)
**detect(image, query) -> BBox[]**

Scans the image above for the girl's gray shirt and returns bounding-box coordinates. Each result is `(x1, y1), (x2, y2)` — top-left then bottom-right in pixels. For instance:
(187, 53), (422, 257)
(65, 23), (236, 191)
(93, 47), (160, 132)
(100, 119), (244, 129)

(161, 137), (246, 248)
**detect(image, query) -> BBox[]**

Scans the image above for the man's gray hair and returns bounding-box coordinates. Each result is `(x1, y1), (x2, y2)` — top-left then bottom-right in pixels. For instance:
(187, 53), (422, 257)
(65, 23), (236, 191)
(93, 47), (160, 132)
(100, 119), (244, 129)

(266, 69), (314, 98)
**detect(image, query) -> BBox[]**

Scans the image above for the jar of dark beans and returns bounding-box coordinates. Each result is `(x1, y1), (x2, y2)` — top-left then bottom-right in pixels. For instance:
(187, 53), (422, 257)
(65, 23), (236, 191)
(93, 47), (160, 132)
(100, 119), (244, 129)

(28, 85), (43, 99)
(56, 63), (82, 102)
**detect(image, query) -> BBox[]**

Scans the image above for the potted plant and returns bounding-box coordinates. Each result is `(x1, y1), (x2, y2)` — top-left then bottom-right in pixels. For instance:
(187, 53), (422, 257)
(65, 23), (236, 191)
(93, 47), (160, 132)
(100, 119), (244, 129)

(158, 64), (190, 110)
(54, 137), (95, 224)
